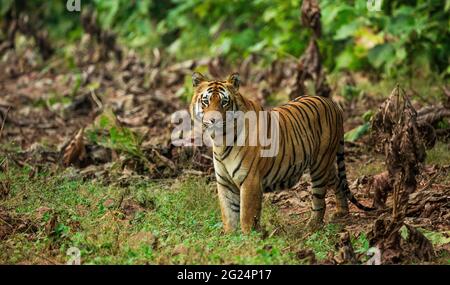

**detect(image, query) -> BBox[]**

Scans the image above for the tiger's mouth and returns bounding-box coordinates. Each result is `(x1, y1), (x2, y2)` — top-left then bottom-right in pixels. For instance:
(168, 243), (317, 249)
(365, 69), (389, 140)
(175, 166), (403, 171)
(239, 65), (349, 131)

(202, 120), (236, 141)
(202, 121), (225, 131)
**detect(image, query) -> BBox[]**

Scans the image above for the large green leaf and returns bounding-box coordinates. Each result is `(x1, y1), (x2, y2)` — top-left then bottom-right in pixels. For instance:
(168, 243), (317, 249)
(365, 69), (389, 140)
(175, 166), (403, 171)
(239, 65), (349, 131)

(0, 0), (13, 16)
(335, 47), (363, 71)
(344, 122), (370, 142)
(334, 21), (360, 40)
(368, 43), (395, 69)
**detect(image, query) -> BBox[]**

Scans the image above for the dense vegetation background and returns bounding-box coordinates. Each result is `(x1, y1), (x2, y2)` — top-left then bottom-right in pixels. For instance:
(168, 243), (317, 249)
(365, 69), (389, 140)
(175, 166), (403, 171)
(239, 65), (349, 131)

(2, 0), (449, 78)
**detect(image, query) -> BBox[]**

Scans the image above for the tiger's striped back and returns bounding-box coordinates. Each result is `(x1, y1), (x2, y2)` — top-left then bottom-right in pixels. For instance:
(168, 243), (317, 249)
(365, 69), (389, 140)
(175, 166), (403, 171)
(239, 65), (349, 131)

(259, 95), (344, 193)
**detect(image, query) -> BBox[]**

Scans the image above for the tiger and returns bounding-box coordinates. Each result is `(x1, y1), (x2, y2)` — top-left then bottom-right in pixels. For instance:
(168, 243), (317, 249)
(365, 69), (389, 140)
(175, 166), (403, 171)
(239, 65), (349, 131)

(189, 72), (373, 233)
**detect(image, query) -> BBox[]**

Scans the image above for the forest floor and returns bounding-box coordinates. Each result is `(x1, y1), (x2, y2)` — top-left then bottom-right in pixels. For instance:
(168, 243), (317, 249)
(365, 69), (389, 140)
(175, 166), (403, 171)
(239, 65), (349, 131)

(0, 40), (449, 264)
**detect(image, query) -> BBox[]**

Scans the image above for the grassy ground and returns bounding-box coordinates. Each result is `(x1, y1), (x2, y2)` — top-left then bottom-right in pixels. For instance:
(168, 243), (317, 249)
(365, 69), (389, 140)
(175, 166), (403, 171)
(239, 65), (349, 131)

(1, 150), (449, 264)
(0, 165), (351, 264)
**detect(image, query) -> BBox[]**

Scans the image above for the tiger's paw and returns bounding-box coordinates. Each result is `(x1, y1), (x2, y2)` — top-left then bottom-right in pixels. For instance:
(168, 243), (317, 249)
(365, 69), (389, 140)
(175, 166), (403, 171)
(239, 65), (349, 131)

(330, 210), (349, 223)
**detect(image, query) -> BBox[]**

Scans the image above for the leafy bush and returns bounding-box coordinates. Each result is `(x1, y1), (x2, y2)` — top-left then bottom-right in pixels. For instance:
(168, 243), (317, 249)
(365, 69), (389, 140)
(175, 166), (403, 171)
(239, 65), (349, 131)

(321, 0), (450, 77)
(1, 0), (448, 78)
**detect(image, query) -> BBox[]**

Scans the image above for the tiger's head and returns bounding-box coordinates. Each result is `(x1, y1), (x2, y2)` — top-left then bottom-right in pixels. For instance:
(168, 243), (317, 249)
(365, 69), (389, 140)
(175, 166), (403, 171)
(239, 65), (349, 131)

(189, 72), (242, 130)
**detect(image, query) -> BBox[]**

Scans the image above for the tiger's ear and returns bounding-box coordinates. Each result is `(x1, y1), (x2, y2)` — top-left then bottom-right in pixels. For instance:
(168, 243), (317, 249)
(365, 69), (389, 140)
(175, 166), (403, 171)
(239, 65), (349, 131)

(227, 73), (240, 90)
(192, 72), (207, 87)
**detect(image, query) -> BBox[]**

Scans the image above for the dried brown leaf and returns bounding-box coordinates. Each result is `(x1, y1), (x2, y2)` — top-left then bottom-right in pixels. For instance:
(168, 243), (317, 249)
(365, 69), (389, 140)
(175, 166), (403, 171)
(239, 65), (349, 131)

(301, 0), (322, 37)
(334, 232), (359, 264)
(62, 128), (86, 167)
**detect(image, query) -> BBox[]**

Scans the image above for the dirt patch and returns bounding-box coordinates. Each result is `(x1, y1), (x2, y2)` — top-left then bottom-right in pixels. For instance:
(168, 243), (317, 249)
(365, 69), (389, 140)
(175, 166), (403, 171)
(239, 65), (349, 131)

(0, 207), (38, 241)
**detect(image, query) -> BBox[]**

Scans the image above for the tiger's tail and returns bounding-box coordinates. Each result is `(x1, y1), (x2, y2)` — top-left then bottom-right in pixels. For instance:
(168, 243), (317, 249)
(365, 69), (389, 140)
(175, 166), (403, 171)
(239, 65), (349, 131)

(336, 139), (375, 211)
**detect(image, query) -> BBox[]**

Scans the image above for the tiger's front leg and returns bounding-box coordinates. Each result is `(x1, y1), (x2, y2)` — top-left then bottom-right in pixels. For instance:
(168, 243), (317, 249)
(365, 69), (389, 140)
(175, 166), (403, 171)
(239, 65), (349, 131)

(217, 184), (240, 233)
(240, 176), (263, 234)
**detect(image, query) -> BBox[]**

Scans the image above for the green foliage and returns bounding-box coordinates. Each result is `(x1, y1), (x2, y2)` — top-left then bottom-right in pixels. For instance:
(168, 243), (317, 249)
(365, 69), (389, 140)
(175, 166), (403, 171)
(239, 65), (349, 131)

(304, 224), (341, 260)
(353, 232), (370, 254)
(344, 110), (374, 142)
(426, 142), (450, 166)
(1, 1), (447, 77)
(341, 84), (362, 102)
(91, 0), (160, 49)
(0, 0), (13, 16)
(322, 0), (449, 77)
(87, 109), (142, 157)
(86, 109), (153, 171)
(344, 122), (370, 142)
(159, 0), (305, 62)
(420, 229), (450, 247)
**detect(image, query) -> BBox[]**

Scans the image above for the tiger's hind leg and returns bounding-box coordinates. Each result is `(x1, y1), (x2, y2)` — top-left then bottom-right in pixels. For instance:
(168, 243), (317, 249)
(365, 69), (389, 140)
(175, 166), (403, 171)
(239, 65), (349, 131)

(328, 170), (350, 221)
(331, 141), (350, 220)
(306, 168), (330, 231)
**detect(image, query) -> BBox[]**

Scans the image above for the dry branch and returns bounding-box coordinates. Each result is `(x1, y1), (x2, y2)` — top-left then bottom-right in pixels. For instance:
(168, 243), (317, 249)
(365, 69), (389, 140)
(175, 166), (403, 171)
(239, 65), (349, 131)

(289, 0), (330, 99)
(369, 85), (433, 264)
(81, 10), (123, 62)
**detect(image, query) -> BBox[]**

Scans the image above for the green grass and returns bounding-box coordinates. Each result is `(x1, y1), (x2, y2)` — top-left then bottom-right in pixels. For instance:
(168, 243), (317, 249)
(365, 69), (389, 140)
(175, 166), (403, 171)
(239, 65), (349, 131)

(1, 162), (449, 264)
(1, 165), (348, 264)
(354, 158), (385, 177)
(426, 142), (450, 166)
(426, 142), (450, 184)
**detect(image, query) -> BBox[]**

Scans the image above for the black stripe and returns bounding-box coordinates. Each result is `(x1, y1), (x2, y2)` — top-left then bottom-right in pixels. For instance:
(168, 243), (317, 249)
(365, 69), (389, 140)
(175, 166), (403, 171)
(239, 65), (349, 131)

(221, 145), (233, 160)
(231, 157), (244, 178)
(280, 106), (304, 163)
(303, 98), (323, 136)
(217, 181), (227, 187)
(291, 104), (314, 155)
(312, 193), (325, 199)
(229, 202), (240, 212)
(311, 207), (324, 211)
(300, 101), (319, 141)
(312, 181), (328, 188)
(278, 109), (296, 165)
(268, 114), (286, 185)
(237, 153), (257, 186)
